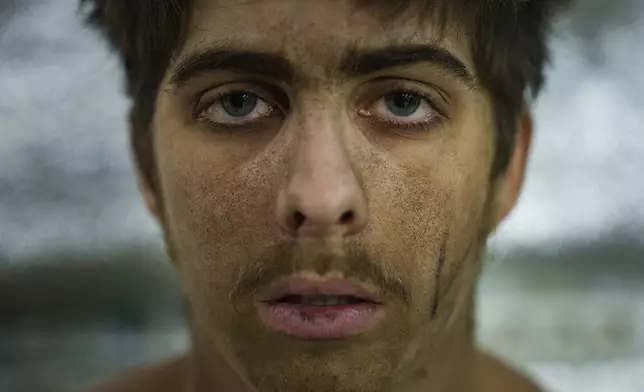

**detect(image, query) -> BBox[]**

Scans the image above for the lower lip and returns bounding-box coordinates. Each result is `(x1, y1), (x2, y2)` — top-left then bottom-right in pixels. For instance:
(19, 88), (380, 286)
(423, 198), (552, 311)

(259, 301), (385, 340)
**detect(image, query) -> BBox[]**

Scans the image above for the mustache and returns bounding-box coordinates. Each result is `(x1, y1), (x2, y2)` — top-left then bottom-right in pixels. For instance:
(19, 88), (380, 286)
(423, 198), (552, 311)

(228, 240), (411, 305)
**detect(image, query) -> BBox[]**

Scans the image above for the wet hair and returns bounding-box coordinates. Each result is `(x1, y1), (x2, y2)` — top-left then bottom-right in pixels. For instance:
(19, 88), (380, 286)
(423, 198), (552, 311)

(80, 0), (569, 187)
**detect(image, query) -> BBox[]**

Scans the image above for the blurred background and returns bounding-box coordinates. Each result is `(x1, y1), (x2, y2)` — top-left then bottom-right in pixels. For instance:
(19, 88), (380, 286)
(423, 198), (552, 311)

(0, 0), (643, 391)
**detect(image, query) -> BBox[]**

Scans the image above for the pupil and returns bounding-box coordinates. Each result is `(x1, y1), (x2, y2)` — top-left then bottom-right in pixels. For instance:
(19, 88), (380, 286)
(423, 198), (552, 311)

(222, 92), (258, 117)
(385, 92), (421, 117)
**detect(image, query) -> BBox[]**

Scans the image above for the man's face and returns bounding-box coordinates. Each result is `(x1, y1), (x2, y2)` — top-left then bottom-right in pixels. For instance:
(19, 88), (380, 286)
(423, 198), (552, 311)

(143, 1), (527, 391)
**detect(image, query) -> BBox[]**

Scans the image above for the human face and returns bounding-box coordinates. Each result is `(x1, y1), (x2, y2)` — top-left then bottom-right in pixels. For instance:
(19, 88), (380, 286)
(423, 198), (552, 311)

(140, 1), (528, 391)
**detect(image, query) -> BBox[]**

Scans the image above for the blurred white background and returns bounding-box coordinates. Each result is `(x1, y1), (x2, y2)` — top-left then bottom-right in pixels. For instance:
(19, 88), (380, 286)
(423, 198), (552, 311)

(0, 1), (643, 391)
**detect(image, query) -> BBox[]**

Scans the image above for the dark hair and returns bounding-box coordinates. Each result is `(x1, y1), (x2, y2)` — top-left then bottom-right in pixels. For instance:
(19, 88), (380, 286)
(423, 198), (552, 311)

(81, 0), (568, 188)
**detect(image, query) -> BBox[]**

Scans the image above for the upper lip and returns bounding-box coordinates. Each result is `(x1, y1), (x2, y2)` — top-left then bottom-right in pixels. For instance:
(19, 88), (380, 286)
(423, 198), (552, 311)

(260, 275), (381, 303)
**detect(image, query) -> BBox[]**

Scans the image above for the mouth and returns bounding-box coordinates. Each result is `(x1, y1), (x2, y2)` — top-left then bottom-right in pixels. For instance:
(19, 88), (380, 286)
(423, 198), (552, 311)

(258, 276), (385, 340)
(272, 295), (368, 306)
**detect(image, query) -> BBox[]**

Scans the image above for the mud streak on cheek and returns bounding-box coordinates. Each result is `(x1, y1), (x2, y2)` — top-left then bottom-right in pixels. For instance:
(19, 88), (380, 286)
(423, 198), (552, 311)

(431, 230), (449, 318)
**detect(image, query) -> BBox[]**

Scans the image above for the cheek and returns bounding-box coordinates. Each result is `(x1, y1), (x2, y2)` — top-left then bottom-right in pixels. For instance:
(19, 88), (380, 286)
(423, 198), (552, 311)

(155, 133), (283, 307)
(359, 141), (491, 314)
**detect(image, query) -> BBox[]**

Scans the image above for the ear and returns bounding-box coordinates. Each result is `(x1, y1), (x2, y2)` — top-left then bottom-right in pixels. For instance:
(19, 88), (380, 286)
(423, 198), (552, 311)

(489, 108), (533, 232)
(129, 110), (163, 224)
(135, 166), (162, 223)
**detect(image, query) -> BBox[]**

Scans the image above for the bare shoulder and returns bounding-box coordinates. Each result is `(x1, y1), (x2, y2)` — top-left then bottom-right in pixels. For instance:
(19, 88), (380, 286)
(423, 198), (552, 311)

(89, 355), (187, 392)
(477, 350), (544, 392)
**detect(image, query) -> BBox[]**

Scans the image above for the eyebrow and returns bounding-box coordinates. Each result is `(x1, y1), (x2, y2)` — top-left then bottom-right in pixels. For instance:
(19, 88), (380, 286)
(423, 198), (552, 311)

(169, 49), (295, 86)
(169, 43), (475, 88)
(340, 44), (475, 87)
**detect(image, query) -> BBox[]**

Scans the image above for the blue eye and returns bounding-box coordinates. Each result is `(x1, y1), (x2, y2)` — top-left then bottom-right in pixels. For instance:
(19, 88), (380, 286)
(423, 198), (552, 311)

(358, 87), (442, 131)
(198, 88), (278, 127)
(220, 92), (259, 117)
(383, 92), (422, 117)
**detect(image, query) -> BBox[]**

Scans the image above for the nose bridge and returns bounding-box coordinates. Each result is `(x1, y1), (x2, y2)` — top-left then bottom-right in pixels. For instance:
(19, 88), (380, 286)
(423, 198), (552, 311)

(276, 109), (367, 237)
(296, 114), (350, 194)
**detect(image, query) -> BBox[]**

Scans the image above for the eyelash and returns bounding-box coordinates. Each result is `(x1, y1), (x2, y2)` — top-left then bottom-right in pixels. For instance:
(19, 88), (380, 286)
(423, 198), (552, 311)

(195, 85), (447, 132)
(194, 89), (282, 129)
(366, 86), (447, 131)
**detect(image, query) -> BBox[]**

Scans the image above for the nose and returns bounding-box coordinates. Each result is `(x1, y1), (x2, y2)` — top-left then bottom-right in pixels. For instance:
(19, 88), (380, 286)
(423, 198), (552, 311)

(276, 123), (367, 238)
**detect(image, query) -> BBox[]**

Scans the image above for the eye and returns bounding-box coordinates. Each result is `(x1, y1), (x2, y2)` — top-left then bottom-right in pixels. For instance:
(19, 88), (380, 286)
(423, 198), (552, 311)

(383, 92), (423, 117)
(198, 90), (279, 127)
(221, 92), (259, 117)
(359, 88), (445, 131)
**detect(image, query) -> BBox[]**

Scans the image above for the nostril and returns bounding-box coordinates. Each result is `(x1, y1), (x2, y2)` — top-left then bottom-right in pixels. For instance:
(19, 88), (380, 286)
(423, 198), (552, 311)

(293, 211), (306, 228)
(287, 210), (358, 233)
(340, 211), (354, 225)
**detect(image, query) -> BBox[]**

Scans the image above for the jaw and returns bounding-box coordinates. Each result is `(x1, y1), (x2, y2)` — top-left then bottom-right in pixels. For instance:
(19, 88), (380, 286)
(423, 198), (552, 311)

(185, 286), (479, 392)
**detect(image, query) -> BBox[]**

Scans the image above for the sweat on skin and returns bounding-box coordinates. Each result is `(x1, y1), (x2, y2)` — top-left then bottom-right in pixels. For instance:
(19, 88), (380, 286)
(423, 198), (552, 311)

(90, 1), (541, 391)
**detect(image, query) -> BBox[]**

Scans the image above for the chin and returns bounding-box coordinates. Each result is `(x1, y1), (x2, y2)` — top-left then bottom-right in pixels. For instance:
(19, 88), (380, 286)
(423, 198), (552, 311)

(241, 348), (398, 392)
(214, 315), (401, 392)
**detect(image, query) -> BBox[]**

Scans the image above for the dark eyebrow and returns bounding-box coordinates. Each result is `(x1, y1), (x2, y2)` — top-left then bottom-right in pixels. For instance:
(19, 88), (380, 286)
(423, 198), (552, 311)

(169, 49), (295, 87)
(169, 44), (474, 89)
(340, 44), (475, 87)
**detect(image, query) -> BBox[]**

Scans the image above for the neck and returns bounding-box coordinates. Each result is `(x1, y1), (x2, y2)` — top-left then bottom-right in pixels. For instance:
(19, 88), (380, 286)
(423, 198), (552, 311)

(394, 295), (478, 392)
(182, 326), (258, 392)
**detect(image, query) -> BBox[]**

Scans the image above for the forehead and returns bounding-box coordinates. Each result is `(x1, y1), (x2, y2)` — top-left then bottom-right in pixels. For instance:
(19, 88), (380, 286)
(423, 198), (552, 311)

(181, 0), (473, 75)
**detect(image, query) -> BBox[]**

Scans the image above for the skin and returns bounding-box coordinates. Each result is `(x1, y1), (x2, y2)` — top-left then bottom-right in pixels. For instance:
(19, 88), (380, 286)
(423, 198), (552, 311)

(93, 1), (539, 391)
